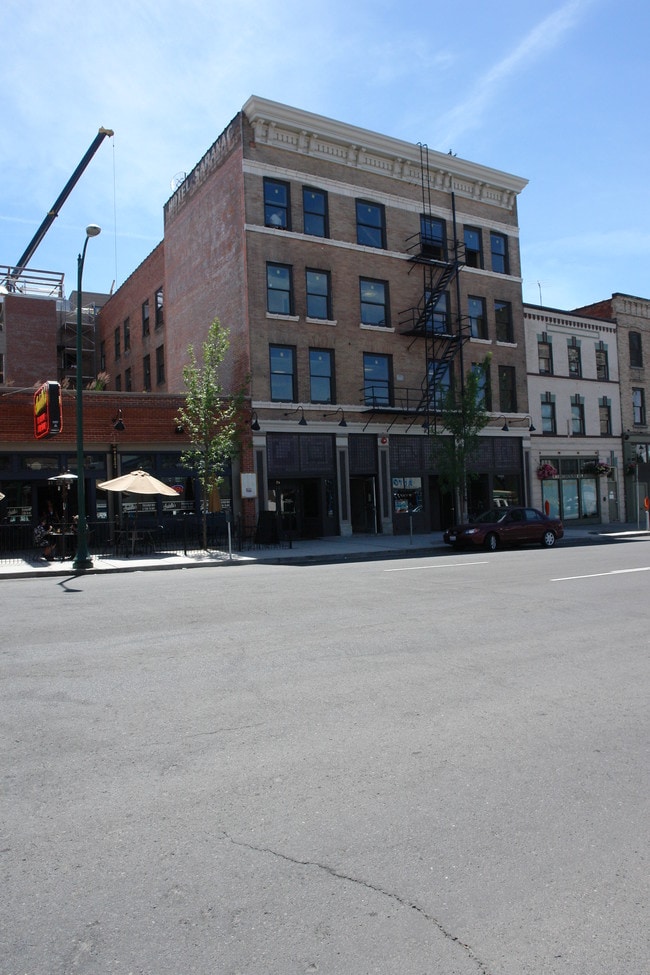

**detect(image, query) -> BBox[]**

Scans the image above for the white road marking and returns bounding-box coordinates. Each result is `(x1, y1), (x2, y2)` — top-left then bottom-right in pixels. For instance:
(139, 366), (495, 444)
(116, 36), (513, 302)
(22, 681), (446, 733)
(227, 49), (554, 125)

(552, 566), (650, 582)
(385, 561), (489, 572)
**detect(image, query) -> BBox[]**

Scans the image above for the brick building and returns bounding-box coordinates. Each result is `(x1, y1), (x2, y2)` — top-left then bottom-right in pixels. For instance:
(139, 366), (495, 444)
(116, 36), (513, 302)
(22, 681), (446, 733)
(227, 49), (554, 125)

(97, 96), (531, 538)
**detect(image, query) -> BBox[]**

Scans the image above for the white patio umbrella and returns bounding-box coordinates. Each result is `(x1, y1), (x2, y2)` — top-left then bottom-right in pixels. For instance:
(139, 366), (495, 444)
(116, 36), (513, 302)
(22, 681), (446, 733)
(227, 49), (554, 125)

(98, 470), (179, 554)
(97, 469), (179, 497)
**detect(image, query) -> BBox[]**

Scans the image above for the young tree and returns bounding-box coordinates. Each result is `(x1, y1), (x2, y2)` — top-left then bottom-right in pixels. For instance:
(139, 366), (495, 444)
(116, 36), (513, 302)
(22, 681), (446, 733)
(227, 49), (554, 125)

(176, 318), (242, 549)
(432, 355), (491, 524)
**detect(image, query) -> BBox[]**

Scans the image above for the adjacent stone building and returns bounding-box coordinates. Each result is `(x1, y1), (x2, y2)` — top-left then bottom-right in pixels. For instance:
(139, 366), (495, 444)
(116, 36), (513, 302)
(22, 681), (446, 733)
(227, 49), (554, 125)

(524, 303), (623, 524)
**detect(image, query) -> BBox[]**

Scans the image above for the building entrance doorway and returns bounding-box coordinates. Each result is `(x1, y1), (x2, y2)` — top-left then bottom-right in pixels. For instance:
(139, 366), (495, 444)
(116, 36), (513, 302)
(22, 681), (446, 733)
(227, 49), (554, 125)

(350, 476), (377, 533)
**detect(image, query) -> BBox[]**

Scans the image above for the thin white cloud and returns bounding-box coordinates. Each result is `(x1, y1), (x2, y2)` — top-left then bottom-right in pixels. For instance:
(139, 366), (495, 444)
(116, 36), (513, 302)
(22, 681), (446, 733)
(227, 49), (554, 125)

(435, 0), (598, 147)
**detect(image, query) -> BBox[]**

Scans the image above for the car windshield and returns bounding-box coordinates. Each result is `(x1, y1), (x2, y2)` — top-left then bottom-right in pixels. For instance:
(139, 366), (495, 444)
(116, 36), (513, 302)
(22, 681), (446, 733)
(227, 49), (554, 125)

(471, 508), (508, 524)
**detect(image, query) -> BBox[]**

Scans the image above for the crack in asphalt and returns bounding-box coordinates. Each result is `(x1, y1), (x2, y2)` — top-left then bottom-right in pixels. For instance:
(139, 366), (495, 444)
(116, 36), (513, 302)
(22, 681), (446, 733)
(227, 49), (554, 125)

(225, 833), (492, 975)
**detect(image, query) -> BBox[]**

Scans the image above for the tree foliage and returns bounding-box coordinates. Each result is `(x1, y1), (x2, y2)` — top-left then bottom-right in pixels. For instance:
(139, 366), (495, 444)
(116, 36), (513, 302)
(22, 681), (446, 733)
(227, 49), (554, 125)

(432, 355), (491, 523)
(176, 318), (242, 548)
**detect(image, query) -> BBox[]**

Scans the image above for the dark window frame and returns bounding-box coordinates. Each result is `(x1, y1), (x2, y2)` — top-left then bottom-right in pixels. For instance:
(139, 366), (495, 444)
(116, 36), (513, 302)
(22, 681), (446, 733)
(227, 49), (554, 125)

(363, 352), (393, 407)
(595, 342), (609, 381)
(303, 187), (328, 238)
(309, 348), (335, 404)
(629, 331), (643, 368)
(464, 226), (483, 268)
(155, 287), (164, 329)
(269, 344), (297, 403)
(305, 269), (332, 321)
(541, 395), (556, 435)
(494, 299), (514, 343)
(143, 354), (151, 391)
(571, 395), (585, 436)
(356, 199), (386, 249)
(599, 398), (611, 435)
(468, 295), (488, 339)
(123, 317), (130, 352)
(264, 177), (291, 230)
(498, 364), (517, 413)
(632, 387), (646, 425)
(420, 215), (447, 260)
(142, 299), (150, 336)
(359, 278), (390, 327)
(267, 262), (294, 316)
(114, 326), (121, 360)
(155, 344), (165, 386)
(568, 341), (582, 378)
(490, 231), (509, 274)
(538, 335), (553, 375)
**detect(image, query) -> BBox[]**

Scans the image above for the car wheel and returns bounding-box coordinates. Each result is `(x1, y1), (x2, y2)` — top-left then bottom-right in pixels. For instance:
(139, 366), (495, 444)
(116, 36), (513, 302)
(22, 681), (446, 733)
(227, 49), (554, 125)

(542, 530), (556, 548)
(484, 533), (498, 552)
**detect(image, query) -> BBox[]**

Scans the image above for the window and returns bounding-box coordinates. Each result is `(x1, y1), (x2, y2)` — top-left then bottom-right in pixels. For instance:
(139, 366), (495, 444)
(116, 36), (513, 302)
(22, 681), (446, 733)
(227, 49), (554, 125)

(124, 366), (132, 392)
(155, 288), (164, 329)
(468, 296), (487, 339)
(305, 270), (331, 320)
(264, 178), (290, 230)
(629, 331), (643, 368)
(363, 353), (392, 406)
(538, 334), (553, 374)
(356, 200), (385, 248)
(156, 344), (165, 385)
(270, 345), (296, 401)
(100, 341), (106, 371)
(114, 327), (120, 360)
(0, 353), (4, 384)
(571, 395), (585, 435)
(568, 340), (582, 378)
(595, 342), (609, 380)
(632, 387), (646, 425)
(309, 348), (334, 403)
(420, 215), (446, 260)
(267, 263), (293, 315)
(495, 300), (513, 343)
(360, 278), (389, 327)
(490, 232), (508, 273)
(114, 374), (121, 391)
(142, 299), (150, 336)
(426, 290), (450, 333)
(498, 365), (517, 413)
(123, 317), (130, 352)
(599, 398), (611, 435)
(143, 354), (151, 391)
(541, 394), (556, 434)
(427, 359), (452, 410)
(464, 227), (482, 268)
(472, 361), (491, 410)
(303, 187), (328, 237)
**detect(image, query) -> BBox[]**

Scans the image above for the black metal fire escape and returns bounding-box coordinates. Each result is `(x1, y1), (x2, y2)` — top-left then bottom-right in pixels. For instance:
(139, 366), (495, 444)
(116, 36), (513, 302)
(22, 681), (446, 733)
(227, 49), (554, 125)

(399, 144), (466, 431)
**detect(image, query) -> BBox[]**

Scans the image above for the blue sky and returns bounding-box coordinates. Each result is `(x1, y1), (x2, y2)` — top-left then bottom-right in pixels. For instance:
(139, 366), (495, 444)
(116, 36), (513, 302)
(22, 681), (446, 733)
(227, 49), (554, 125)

(1, 0), (648, 310)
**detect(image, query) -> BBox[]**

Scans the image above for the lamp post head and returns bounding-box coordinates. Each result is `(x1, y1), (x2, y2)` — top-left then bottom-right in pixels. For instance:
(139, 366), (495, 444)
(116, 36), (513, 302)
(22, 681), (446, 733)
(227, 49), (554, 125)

(86, 224), (101, 238)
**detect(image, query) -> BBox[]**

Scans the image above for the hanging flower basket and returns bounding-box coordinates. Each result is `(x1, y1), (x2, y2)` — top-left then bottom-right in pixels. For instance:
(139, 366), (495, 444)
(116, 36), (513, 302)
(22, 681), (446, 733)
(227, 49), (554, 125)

(584, 460), (611, 476)
(625, 461), (637, 476)
(536, 463), (558, 480)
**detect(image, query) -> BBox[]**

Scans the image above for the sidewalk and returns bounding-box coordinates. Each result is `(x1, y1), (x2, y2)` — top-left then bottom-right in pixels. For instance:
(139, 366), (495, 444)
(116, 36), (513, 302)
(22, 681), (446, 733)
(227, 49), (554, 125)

(1, 523), (648, 580)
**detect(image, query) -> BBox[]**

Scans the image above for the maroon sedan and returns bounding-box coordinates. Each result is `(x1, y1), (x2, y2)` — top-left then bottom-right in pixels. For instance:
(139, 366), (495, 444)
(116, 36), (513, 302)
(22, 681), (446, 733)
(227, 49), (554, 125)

(443, 506), (564, 551)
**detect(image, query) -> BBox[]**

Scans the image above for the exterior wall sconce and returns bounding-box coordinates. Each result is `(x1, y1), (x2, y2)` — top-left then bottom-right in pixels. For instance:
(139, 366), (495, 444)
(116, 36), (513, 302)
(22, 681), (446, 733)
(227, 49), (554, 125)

(285, 406), (307, 426)
(113, 409), (125, 432)
(525, 415), (536, 432)
(174, 423), (185, 434)
(500, 416), (509, 432)
(250, 412), (260, 431)
(323, 408), (347, 427)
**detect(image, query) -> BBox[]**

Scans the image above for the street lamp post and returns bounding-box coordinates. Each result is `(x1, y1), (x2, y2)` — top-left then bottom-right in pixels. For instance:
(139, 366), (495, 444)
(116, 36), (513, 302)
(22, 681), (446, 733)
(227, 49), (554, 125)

(72, 224), (101, 571)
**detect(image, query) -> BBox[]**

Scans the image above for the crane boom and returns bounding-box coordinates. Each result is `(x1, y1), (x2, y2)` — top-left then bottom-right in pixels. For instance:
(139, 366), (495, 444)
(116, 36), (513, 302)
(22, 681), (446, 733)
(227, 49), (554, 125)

(9, 126), (114, 285)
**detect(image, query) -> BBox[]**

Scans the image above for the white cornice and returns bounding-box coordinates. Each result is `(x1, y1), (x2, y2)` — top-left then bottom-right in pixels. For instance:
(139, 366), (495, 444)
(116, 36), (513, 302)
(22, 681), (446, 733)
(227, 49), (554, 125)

(243, 96), (528, 212)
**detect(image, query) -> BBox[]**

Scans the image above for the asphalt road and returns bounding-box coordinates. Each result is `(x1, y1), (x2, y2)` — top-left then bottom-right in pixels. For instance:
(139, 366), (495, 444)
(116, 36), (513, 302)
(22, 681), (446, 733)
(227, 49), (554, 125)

(1, 540), (648, 975)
